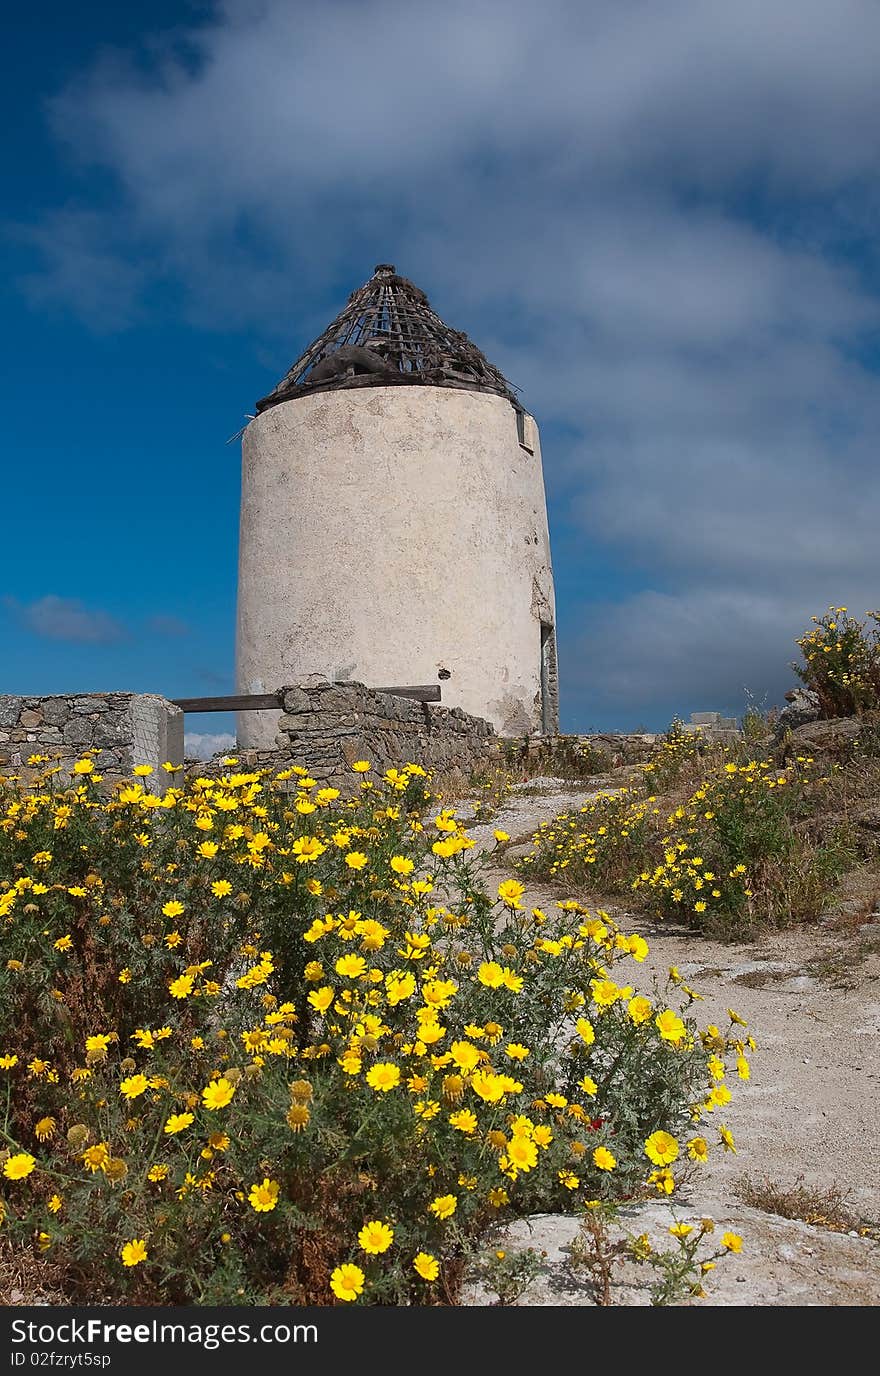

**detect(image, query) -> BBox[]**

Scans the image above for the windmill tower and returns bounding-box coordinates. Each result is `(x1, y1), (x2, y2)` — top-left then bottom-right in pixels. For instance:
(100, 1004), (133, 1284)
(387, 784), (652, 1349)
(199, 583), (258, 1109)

(235, 264), (558, 748)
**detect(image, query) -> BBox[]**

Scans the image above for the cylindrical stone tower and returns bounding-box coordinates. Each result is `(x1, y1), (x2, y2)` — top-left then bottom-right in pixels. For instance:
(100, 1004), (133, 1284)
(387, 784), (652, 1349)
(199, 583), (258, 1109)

(235, 265), (557, 748)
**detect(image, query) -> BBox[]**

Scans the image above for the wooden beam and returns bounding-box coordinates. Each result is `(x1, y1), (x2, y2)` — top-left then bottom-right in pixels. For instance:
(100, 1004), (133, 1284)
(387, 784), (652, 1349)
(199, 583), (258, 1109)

(374, 685), (441, 702)
(171, 693), (282, 713)
(171, 685), (442, 712)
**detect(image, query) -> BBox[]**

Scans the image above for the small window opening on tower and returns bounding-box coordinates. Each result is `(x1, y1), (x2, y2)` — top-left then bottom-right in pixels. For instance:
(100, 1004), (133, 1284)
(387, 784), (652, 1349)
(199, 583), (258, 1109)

(540, 622), (559, 734)
(516, 410), (534, 454)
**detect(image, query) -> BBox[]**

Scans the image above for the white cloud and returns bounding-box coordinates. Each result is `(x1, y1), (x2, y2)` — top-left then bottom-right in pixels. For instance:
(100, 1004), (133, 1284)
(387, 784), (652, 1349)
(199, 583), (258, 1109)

(184, 731), (236, 760)
(19, 0), (880, 720)
(3, 595), (126, 644)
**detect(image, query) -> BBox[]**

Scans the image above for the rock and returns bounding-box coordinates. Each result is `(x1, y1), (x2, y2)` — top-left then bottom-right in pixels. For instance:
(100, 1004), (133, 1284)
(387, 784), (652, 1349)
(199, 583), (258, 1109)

(780, 716), (863, 757)
(40, 698), (71, 726)
(774, 689), (822, 739)
(855, 804), (880, 832)
(19, 708), (43, 728)
(62, 718), (94, 746)
(0, 697), (22, 728)
(281, 687), (313, 715)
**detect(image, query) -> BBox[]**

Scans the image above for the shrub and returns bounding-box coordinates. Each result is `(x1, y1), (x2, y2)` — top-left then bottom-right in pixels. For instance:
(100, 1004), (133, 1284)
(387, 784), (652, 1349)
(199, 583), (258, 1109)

(793, 605), (880, 717)
(640, 719), (706, 793)
(0, 756), (745, 1304)
(631, 755), (828, 935)
(519, 788), (656, 890)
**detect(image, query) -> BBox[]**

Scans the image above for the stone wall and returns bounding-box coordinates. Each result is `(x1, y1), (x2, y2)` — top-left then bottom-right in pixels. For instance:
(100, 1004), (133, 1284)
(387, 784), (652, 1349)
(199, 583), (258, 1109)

(192, 679), (495, 784)
(499, 731), (662, 774)
(0, 694), (184, 792)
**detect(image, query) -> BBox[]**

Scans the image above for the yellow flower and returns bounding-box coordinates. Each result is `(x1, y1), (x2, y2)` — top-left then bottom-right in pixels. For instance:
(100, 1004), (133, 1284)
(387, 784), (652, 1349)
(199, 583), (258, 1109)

(120, 1239), (148, 1267)
(286, 1104), (311, 1133)
(655, 1010), (687, 1045)
(3, 1152), (36, 1180)
(505, 1043), (530, 1061)
(477, 961), (505, 988)
(53, 934), (72, 952)
(163, 1113), (194, 1135)
(248, 1178), (280, 1212)
(211, 880), (233, 898)
(351, 761), (371, 773)
(721, 1231), (743, 1253)
(627, 996), (653, 1024)
(627, 934), (649, 961)
(345, 852), (369, 870)
(34, 1117), (57, 1142)
(120, 1074), (149, 1100)
(48, 1194), (63, 1213)
(669, 1222), (693, 1239)
(575, 1018), (595, 1045)
(366, 1063), (401, 1092)
(291, 836), (326, 863)
(592, 1146), (616, 1171)
(335, 954), (367, 979)
(413, 1251), (439, 1281)
(428, 1194), (457, 1220)
(82, 1143), (110, 1172)
(330, 1263), (365, 1301)
(72, 759), (95, 775)
(497, 879), (525, 908)
(307, 986), (334, 1014)
(449, 1109), (478, 1134)
(449, 1040), (481, 1072)
(358, 1220), (394, 1254)
(169, 974), (194, 1000)
(162, 901), (185, 919)
(147, 1164), (169, 1181)
(645, 1131), (679, 1166)
(687, 1137), (709, 1163)
(390, 855), (414, 875)
(202, 1078), (236, 1110)
(506, 1137), (538, 1172)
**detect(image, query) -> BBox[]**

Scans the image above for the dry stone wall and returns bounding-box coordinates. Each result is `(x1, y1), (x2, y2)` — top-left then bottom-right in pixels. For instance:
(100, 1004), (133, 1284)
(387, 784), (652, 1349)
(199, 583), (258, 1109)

(192, 679), (495, 784)
(0, 693), (184, 792)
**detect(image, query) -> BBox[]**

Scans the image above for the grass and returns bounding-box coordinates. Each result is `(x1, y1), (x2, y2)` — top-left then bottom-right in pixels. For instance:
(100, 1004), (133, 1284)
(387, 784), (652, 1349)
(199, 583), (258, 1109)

(735, 1175), (879, 1240)
(515, 718), (880, 939)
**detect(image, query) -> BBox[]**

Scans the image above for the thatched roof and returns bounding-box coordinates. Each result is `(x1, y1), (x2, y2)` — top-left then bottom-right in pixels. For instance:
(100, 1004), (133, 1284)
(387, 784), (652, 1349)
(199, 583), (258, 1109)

(255, 263), (517, 413)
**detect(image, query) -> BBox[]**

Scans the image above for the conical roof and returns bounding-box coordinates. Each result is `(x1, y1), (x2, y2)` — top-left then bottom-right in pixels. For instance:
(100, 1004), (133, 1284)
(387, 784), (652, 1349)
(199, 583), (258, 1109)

(255, 263), (518, 413)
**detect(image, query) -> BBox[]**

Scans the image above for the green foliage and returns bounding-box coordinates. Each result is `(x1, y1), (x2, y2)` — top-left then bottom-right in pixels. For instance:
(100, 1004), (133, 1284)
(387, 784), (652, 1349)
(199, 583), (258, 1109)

(794, 605), (880, 717)
(0, 756), (744, 1304)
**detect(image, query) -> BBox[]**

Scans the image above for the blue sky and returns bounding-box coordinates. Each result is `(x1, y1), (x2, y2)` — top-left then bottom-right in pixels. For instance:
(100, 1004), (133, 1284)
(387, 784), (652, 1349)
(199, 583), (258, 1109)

(4, 0), (880, 749)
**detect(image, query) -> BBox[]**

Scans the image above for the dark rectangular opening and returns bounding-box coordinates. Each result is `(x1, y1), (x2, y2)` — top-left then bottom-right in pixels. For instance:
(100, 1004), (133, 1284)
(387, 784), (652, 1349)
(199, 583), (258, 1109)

(540, 622), (559, 734)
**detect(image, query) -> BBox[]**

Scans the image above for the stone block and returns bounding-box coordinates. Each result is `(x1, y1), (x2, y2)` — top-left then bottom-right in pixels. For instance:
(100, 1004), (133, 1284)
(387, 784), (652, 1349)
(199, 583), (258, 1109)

(63, 717), (94, 746)
(72, 696), (110, 714)
(280, 688), (313, 715)
(0, 697), (22, 729)
(691, 712), (722, 725)
(40, 699), (71, 726)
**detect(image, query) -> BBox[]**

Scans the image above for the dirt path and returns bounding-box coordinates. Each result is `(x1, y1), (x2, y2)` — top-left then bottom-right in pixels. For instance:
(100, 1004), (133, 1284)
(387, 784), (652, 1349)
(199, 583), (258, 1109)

(455, 777), (880, 1306)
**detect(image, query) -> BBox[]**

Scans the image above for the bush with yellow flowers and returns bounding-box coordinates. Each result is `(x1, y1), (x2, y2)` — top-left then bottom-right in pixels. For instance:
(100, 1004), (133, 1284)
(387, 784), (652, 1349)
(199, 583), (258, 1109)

(629, 753), (842, 933)
(0, 756), (746, 1304)
(519, 787), (655, 892)
(793, 605), (880, 718)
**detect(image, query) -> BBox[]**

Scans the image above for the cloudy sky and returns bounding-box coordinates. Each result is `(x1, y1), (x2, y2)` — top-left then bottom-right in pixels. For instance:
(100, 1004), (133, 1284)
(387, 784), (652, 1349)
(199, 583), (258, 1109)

(3, 0), (880, 741)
